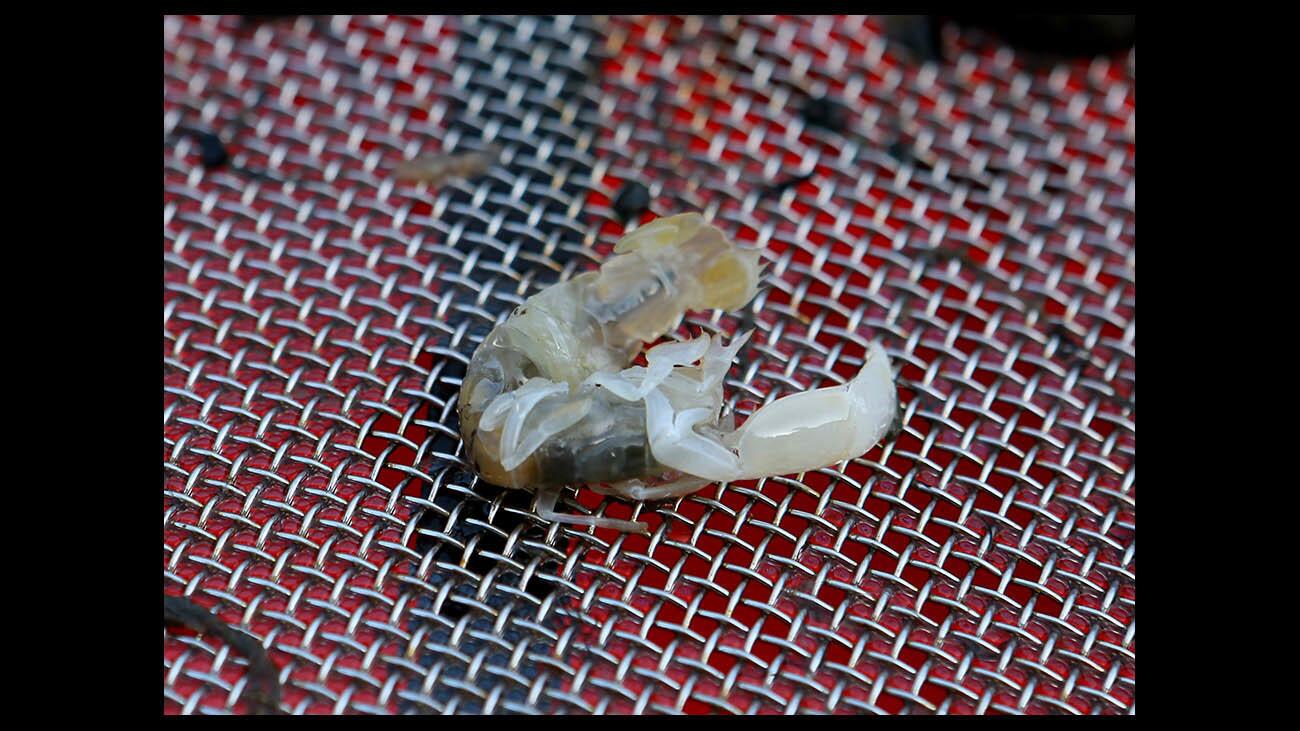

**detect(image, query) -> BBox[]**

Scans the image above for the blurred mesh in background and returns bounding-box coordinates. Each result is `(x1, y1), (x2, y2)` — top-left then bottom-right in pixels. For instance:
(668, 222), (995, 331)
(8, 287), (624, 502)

(163, 14), (1134, 715)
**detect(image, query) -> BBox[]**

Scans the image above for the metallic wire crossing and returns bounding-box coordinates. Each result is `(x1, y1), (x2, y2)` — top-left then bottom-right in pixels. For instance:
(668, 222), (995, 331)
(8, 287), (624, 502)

(164, 15), (1135, 715)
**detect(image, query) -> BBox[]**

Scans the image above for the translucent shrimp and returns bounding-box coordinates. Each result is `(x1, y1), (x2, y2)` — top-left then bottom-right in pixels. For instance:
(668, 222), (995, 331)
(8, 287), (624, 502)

(458, 213), (898, 532)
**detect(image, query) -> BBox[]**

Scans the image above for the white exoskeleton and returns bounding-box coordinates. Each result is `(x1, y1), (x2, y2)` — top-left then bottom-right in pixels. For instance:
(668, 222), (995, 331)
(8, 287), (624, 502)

(458, 213), (898, 532)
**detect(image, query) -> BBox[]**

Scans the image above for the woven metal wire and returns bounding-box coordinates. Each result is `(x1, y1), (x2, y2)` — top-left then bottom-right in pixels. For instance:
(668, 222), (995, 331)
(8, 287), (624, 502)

(163, 14), (1135, 715)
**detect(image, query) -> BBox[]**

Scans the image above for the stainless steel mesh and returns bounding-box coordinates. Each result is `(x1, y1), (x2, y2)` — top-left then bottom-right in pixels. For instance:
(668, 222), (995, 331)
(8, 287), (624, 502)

(163, 14), (1135, 715)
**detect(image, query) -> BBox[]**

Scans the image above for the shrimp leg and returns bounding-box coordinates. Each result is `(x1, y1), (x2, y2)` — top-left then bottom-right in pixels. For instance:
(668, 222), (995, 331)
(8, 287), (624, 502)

(533, 486), (649, 534)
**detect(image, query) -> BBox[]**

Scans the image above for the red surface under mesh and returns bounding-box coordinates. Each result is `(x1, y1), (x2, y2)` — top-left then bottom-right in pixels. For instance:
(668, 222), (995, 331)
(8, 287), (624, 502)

(165, 14), (1133, 715)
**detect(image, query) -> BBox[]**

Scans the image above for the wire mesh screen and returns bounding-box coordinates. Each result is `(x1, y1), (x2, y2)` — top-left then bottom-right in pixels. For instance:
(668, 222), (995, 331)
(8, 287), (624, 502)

(163, 15), (1135, 715)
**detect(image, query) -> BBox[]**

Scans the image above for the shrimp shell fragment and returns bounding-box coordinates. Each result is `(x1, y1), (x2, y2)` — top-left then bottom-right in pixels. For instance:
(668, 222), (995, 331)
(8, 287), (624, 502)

(458, 213), (898, 531)
(394, 145), (499, 185)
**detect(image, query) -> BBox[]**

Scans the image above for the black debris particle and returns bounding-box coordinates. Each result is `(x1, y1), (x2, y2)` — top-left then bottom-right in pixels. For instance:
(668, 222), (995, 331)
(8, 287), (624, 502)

(887, 138), (935, 172)
(612, 181), (652, 222)
(1048, 323), (1081, 360)
(196, 132), (229, 169)
(762, 170), (816, 197)
(163, 594), (281, 714)
(800, 95), (849, 134)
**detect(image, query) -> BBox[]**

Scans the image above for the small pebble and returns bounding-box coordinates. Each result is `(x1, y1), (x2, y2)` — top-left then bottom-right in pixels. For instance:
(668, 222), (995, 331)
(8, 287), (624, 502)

(612, 181), (652, 221)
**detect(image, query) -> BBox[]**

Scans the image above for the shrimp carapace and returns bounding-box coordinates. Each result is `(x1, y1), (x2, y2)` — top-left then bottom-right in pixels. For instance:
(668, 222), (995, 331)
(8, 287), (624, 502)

(458, 212), (897, 532)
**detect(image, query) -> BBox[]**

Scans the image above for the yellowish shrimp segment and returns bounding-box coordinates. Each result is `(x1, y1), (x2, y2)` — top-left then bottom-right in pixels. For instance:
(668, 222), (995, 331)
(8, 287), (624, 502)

(457, 213), (897, 531)
(394, 146), (499, 185)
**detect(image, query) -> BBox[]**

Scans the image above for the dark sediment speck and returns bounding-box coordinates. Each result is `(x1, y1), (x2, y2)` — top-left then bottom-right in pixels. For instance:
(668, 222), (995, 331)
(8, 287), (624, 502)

(196, 132), (229, 169)
(612, 181), (652, 222)
(800, 95), (849, 133)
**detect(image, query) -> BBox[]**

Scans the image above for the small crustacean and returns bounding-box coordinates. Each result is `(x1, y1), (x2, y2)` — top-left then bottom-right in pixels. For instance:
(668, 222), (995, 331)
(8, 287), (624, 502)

(458, 213), (898, 532)
(394, 145), (500, 185)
